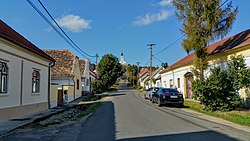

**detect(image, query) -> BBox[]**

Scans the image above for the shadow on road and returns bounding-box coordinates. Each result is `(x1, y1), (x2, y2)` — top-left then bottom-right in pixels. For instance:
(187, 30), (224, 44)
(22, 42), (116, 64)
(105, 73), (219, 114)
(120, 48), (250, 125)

(77, 101), (116, 141)
(117, 130), (239, 141)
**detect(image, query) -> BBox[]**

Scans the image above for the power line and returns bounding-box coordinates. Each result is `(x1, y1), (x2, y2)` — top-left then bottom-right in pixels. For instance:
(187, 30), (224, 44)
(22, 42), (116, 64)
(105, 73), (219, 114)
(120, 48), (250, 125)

(144, 58), (150, 66)
(153, 55), (164, 63)
(153, 0), (231, 56)
(153, 35), (184, 56)
(27, 0), (96, 63)
(37, 0), (96, 58)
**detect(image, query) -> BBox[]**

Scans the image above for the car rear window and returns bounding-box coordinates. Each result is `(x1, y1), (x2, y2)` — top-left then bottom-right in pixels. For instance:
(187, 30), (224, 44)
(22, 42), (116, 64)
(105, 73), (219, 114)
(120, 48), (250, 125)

(162, 88), (179, 93)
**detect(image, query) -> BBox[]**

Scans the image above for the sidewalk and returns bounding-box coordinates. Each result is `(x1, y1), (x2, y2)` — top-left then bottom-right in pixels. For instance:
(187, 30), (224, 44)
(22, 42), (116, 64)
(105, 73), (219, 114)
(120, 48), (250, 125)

(0, 97), (85, 137)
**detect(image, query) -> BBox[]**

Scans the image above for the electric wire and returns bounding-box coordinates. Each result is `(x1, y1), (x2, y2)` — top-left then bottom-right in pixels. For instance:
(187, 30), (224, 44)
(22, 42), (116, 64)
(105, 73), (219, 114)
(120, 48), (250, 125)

(37, 0), (96, 58)
(27, 0), (96, 63)
(153, 0), (231, 56)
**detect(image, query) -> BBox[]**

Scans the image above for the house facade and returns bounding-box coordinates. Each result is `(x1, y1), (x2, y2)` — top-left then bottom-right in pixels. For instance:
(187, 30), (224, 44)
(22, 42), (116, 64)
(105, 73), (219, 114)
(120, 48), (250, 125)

(0, 20), (55, 120)
(138, 68), (149, 89)
(151, 67), (163, 88)
(160, 29), (250, 99)
(44, 50), (82, 103)
(79, 59), (90, 95)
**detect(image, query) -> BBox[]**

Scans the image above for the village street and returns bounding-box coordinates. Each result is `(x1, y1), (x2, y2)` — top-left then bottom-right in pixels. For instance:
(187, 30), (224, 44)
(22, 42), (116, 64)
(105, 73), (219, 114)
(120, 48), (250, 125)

(0, 82), (249, 141)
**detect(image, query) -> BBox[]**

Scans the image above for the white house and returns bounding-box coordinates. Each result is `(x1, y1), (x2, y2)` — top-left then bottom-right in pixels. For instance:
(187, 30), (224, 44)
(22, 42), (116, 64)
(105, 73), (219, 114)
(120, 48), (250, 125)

(79, 59), (90, 95)
(138, 68), (149, 89)
(151, 66), (163, 88)
(160, 29), (250, 99)
(0, 20), (55, 120)
(44, 50), (82, 104)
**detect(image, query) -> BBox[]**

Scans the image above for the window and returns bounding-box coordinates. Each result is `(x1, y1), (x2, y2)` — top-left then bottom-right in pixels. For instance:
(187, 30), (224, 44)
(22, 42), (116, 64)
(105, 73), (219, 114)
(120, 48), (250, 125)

(177, 78), (180, 88)
(32, 70), (40, 93)
(169, 79), (173, 88)
(77, 79), (80, 90)
(0, 62), (8, 93)
(86, 78), (89, 86)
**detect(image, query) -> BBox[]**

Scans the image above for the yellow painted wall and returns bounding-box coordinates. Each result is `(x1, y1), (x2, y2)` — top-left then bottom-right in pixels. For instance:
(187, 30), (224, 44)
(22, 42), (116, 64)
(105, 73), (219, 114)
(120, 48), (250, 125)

(50, 84), (58, 101)
(161, 44), (250, 99)
(74, 57), (82, 98)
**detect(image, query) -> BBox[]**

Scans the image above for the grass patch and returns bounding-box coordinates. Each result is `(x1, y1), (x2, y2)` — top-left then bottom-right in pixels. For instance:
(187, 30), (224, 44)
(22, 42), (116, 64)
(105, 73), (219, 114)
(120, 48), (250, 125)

(77, 102), (102, 118)
(184, 100), (250, 126)
(81, 95), (97, 102)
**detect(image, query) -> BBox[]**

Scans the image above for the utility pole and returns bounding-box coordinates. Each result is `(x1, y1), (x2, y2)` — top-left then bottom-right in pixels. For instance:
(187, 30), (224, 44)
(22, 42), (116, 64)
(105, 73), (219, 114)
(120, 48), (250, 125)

(136, 61), (141, 86)
(147, 43), (156, 88)
(95, 53), (99, 70)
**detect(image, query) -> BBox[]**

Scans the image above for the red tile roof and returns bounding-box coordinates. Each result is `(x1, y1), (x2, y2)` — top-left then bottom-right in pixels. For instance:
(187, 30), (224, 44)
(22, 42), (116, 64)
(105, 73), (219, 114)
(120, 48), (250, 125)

(0, 20), (55, 62)
(161, 29), (250, 74)
(79, 60), (86, 76)
(139, 68), (149, 78)
(44, 50), (75, 77)
(90, 70), (97, 78)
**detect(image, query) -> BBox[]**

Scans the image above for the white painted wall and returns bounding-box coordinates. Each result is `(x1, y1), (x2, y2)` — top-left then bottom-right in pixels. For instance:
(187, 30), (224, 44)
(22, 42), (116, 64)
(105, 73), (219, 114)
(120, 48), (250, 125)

(0, 39), (50, 109)
(161, 65), (192, 95)
(82, 60), (90, 92)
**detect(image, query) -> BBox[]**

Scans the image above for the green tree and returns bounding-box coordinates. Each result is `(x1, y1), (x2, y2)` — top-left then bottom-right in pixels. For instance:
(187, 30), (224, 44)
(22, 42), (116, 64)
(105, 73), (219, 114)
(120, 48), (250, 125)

(91, 54), (123, 94)
(173, 0), (238, 79)
(126, 65), (139, 86)
(192, 55), (250, 111)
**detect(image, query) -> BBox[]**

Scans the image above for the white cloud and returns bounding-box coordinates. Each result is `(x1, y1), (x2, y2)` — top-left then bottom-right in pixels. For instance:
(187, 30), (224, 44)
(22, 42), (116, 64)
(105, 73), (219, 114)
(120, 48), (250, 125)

(133, 10), (171, 26)
(56, 14), (91, 32)
(158, 0), (173, 7)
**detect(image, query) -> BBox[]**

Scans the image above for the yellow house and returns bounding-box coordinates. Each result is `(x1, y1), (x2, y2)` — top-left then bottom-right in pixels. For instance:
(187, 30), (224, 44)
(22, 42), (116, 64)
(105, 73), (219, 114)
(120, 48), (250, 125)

(44, 50), (82, 104)
(160, 29), (250, 100)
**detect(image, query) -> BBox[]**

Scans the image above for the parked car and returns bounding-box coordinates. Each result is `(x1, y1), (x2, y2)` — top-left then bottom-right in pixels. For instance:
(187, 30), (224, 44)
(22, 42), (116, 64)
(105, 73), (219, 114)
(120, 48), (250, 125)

(152, 88), (184, 107)
(145, 87), (159, 101)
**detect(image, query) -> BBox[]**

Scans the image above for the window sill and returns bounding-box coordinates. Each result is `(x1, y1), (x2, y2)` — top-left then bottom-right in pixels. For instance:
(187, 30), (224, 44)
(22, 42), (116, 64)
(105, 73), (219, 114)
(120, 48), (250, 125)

(0, 94), (9, 97)
(31, 93), (40, 95)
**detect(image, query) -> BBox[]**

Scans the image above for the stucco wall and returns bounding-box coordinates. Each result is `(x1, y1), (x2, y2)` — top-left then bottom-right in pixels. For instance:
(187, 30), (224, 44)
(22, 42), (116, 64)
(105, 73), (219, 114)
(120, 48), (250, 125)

(160, 45), (250, 99)
(0, 38), (51, 119)
(50, 84), (58, 108)
(74, 58), (82, 98)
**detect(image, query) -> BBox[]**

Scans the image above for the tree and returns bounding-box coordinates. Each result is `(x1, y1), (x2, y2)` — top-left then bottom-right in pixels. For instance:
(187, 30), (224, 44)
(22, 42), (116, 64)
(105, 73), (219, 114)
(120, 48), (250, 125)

(126, 65), (139, 86)
(173, 0), (238, 79)
(92, 54), (123, 93)
(192, 55), (250, 111)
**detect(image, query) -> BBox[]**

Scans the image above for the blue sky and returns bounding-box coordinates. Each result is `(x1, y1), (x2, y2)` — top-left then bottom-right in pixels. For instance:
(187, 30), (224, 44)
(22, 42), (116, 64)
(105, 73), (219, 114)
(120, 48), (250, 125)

(0, 0), (249, 67)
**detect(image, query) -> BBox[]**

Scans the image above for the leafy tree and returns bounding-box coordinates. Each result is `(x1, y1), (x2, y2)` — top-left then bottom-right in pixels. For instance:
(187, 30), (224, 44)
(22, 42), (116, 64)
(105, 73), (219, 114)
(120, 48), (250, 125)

(192, 55), (250, 111)
(126, 65), (139, 86)
(92, 54), (123, 93)
(173, 0), (238, 79)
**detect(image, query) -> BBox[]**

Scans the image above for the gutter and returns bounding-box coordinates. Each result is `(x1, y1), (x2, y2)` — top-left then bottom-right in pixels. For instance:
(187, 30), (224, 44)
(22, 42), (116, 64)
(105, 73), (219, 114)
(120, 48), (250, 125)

(72, 76), (76, 100)
(47, 62), (53, 109)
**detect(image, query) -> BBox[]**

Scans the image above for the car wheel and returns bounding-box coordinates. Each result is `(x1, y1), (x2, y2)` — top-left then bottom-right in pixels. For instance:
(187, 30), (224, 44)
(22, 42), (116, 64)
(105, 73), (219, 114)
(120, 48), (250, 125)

(178, 103), (184, 108)
(157, 98), (161, 106)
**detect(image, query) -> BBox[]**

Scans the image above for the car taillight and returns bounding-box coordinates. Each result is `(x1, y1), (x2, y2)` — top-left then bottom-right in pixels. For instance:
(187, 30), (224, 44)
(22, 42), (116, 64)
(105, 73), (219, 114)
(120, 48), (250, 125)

(179, 93), (183, 98)
(161, 94), (168, 98)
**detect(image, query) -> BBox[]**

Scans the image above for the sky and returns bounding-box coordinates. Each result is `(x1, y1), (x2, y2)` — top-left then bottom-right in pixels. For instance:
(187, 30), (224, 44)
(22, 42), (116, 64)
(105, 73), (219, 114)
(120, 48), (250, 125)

(0, 0), (249, 67)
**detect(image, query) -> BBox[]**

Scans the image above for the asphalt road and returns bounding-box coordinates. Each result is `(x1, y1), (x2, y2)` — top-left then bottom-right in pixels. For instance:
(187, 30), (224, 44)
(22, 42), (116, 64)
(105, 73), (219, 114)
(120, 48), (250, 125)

(1, 82), (250, 141)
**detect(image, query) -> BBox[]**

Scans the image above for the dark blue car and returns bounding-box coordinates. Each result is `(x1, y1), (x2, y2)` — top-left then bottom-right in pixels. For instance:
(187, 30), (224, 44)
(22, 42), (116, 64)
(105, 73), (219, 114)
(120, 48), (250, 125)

(152, 88), (184, 107)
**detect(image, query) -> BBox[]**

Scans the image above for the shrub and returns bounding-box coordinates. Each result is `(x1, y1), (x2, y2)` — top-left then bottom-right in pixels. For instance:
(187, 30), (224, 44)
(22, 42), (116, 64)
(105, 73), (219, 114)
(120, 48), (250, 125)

(192, 55), (249, 111)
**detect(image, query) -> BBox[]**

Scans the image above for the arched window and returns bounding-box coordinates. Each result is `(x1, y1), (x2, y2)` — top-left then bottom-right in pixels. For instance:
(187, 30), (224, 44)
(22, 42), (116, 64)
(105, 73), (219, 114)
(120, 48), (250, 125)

(0, 62), (8, 93)
(32, 70), (40, 93)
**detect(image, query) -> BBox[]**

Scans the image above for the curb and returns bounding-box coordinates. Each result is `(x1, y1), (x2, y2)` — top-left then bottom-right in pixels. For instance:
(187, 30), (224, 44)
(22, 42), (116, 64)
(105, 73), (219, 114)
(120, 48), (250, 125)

(181, 108), (250, 133)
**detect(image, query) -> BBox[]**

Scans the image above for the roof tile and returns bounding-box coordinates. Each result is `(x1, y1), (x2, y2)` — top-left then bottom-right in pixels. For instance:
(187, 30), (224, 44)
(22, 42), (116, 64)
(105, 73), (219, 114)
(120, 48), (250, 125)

(161, 29), (250, 74)
(0, 20), (54, 62)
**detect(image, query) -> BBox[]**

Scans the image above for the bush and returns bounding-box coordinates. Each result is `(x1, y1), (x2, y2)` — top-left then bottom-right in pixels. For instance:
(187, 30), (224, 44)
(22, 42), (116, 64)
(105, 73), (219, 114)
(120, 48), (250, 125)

(91, 80), (106, 94)
(192, 55), (249, 111)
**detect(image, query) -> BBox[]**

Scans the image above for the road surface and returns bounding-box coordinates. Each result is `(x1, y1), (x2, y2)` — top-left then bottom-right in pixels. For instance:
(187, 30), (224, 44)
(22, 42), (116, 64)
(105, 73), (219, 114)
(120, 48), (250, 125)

(1, 83), (250, 141)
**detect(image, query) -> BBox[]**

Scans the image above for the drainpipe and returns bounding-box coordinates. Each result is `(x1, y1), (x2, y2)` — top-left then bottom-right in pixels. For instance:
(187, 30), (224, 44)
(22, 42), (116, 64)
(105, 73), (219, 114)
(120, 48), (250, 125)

(72, 76), (76, 100)
(48, 61), (55, 109)
(172, 70), (175, 88)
